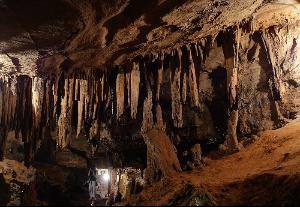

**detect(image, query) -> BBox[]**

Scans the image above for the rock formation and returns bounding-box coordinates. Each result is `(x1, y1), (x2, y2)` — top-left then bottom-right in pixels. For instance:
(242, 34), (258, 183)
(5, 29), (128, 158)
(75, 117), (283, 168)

(1, 0), (300, 205)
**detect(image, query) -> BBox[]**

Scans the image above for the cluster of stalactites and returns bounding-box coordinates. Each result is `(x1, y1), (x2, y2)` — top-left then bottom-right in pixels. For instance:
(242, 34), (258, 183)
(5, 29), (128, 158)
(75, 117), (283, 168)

(55, 73), (110, 149)
(137, 39), (211, 130)
(0, 76), (17, 131)
(0, 75), (54, 164)
(112, 38), (212, 130)
(115, 62), (140, 120)
(0, 72), (113, 163)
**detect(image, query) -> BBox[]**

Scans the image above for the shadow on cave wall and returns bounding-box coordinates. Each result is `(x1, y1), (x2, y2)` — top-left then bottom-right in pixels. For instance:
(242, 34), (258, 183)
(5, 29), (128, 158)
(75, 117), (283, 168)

(203, 66), (228, 153)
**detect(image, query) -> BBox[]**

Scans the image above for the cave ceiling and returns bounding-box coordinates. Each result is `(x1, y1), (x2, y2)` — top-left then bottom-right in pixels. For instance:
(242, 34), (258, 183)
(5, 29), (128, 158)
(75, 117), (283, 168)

(0, 0), (300, 76)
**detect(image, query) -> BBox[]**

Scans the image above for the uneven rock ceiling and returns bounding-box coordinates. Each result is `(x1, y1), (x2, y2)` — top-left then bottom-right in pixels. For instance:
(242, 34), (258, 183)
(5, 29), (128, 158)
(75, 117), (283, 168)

(1, 0), (300, 76)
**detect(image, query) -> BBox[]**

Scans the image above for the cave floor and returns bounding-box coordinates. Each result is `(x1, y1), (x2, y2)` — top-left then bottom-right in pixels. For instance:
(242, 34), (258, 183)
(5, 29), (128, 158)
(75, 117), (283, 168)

(122, 114), (300, 205)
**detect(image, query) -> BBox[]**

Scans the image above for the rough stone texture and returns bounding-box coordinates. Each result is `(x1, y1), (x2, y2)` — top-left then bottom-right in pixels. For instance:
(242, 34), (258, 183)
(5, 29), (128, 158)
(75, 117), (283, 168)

(0, 1), (300, 205)
(118, 168), (144, 200)
(143, 129), (181, 184)
(141, 86), (154, 133)
(1, 0), (300, 75)
(170, 51), (183, 128)
(155, 104), (166, 131)
(0, 159), (36, 206)
(169, 184), (215, 206)
(4, 131), (24, 162)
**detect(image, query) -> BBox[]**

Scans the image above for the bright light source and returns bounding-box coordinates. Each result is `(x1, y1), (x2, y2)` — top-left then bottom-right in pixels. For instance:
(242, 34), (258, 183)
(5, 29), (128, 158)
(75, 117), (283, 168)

(97, 169), (101, 175)
(102, 173), (110, 181)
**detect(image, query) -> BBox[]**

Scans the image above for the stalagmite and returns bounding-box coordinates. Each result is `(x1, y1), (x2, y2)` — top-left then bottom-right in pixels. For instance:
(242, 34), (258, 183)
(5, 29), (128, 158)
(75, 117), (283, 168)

(170, 50), (183, 128)
(116, 72), (125, 120)
(131, 62), (140, 119)
(188, 46), (200, 107)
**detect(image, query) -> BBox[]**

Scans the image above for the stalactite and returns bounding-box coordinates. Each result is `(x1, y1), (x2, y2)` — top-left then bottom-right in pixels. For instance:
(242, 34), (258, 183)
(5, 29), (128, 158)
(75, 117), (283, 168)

(6, 78), (17, 130)
(155, 103), (165, 131)
(57, 78), (70, 149)
(156, 56), (163, 101)
(182, 72), (187, 104)
(77, 79), (87, 137)
(188, 46), (200, 107)
(101, 74), (105, 102)
(44, 79), (52, 125)
(170, 50), (183, 128)
(126, 71), (131, 106)
(14, 76), (33, 165)
(141, 85), (153, 133)
(75, 78), (79, 101)
(52, 83), (57, 119)
(87, 78), (94, 121)
(95, 79), (100, 104)
(93, 103), (97, 119)
(0, 77), (8, 160)
(104, 82), (111, 111)
(84, 80), (89, 122)
(131, 62), (140, 119)
(68, 78), (75, 127)
(116, 71), (125, 120)
(32, 77), (44, 130)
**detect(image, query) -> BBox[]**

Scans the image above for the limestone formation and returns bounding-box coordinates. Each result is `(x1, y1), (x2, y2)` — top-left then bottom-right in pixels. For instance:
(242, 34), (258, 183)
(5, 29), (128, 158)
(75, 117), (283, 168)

(116, 72), (125, 120)
(170, 50), (183, 128)
(130, 62), (140, 119)
(0, 1), (300, 205)
(188, 47), (200, 108)
(141, 85), (153, 133)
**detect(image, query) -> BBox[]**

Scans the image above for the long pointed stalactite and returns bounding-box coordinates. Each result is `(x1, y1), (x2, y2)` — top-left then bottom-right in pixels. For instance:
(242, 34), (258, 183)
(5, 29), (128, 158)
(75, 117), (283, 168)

(130, 62), (140, 119)
(221, 26), (241, 151)
(116, 71), (125, 120)
(170, 49), (183, 128)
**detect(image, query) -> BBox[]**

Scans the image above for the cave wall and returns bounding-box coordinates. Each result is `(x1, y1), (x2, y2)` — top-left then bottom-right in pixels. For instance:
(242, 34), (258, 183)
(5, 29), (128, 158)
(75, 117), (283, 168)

(0, 23), (300, 168)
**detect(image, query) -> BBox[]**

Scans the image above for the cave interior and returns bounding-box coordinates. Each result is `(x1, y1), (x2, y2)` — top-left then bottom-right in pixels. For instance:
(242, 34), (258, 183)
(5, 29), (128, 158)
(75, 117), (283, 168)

(1, 0), (300, 206)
